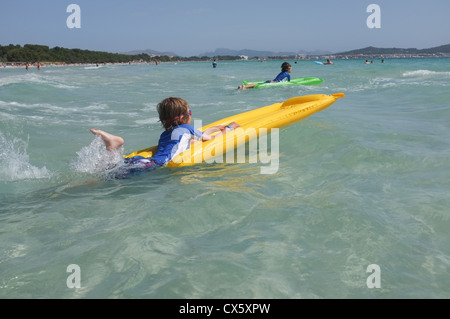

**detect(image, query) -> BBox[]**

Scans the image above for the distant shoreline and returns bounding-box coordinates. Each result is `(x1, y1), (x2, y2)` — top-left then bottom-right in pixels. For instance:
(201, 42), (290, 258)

(0, 61), (158, 69)
(2, 55), (450, 70)
(2, 43), (450, 69)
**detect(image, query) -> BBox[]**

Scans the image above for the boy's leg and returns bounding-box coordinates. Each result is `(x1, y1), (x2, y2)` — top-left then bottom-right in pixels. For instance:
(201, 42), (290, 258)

(90, 129), (124, 151)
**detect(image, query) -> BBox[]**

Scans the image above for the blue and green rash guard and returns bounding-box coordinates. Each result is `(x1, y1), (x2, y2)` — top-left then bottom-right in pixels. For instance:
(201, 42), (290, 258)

(151, 124), (203, 165)
(273, 71), (291, 82)
(112, 124), (202, 178)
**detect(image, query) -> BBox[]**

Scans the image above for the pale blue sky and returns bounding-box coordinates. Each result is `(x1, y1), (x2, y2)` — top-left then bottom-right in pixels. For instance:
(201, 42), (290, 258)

(1, 0), (449, 56)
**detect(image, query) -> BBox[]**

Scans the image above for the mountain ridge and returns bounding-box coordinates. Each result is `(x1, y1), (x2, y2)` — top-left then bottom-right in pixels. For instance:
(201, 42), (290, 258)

(336, 44), (450, 55)
(123, 48), (178, 57)
(125, 44), (450, 57)
(199, 48), (332, 57)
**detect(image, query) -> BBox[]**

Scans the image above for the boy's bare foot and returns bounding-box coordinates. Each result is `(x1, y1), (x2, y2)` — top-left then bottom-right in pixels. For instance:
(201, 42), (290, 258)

(90, 129), (124, 151)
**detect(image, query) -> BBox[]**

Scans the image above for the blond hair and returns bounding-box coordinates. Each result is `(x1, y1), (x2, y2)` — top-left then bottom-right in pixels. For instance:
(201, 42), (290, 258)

(157, 97), (190, 131)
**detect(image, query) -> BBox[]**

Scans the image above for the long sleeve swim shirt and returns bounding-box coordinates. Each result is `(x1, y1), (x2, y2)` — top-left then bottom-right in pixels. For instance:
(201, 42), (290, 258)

(151, 124), (203, 165)
(273, 71), (291, 82)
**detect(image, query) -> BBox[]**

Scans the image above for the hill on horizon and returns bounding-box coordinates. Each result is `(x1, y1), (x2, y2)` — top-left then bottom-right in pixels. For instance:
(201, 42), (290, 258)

(124, 47), (332, 57)
(200, 48), (332, 57)
(123, 48), (178, 57)
(125, 44), (450, 58)
(336, 44), (450, 55)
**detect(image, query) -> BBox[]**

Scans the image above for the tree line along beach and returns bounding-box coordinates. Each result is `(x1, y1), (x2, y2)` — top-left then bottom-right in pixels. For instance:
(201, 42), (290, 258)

(2, 43), (450, 69)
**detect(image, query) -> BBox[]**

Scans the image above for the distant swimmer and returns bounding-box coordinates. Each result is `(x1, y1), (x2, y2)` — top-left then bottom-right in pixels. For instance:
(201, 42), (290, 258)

(324, 59), (333, 65)
(238, 62), (292, 89)
(212, 59), (217, 68)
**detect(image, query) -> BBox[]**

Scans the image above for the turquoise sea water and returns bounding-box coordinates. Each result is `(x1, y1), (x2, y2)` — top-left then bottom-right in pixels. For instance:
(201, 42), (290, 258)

(1, 59), (449, 298)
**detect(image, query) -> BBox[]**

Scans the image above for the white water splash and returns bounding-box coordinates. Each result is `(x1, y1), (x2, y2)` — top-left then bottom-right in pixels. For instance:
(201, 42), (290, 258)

(0, 132), (53, 181)
(70, 136), (124, 177)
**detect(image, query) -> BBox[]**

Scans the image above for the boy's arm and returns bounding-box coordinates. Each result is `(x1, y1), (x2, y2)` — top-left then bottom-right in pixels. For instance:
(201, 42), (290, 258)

(201, 122), (240, 141)
(203, 125), (225, 136)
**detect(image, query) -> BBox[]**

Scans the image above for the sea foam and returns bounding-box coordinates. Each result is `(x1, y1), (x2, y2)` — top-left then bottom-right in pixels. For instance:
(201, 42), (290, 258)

(402, 70), (450, 77)
(0, 131), (53, 181)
